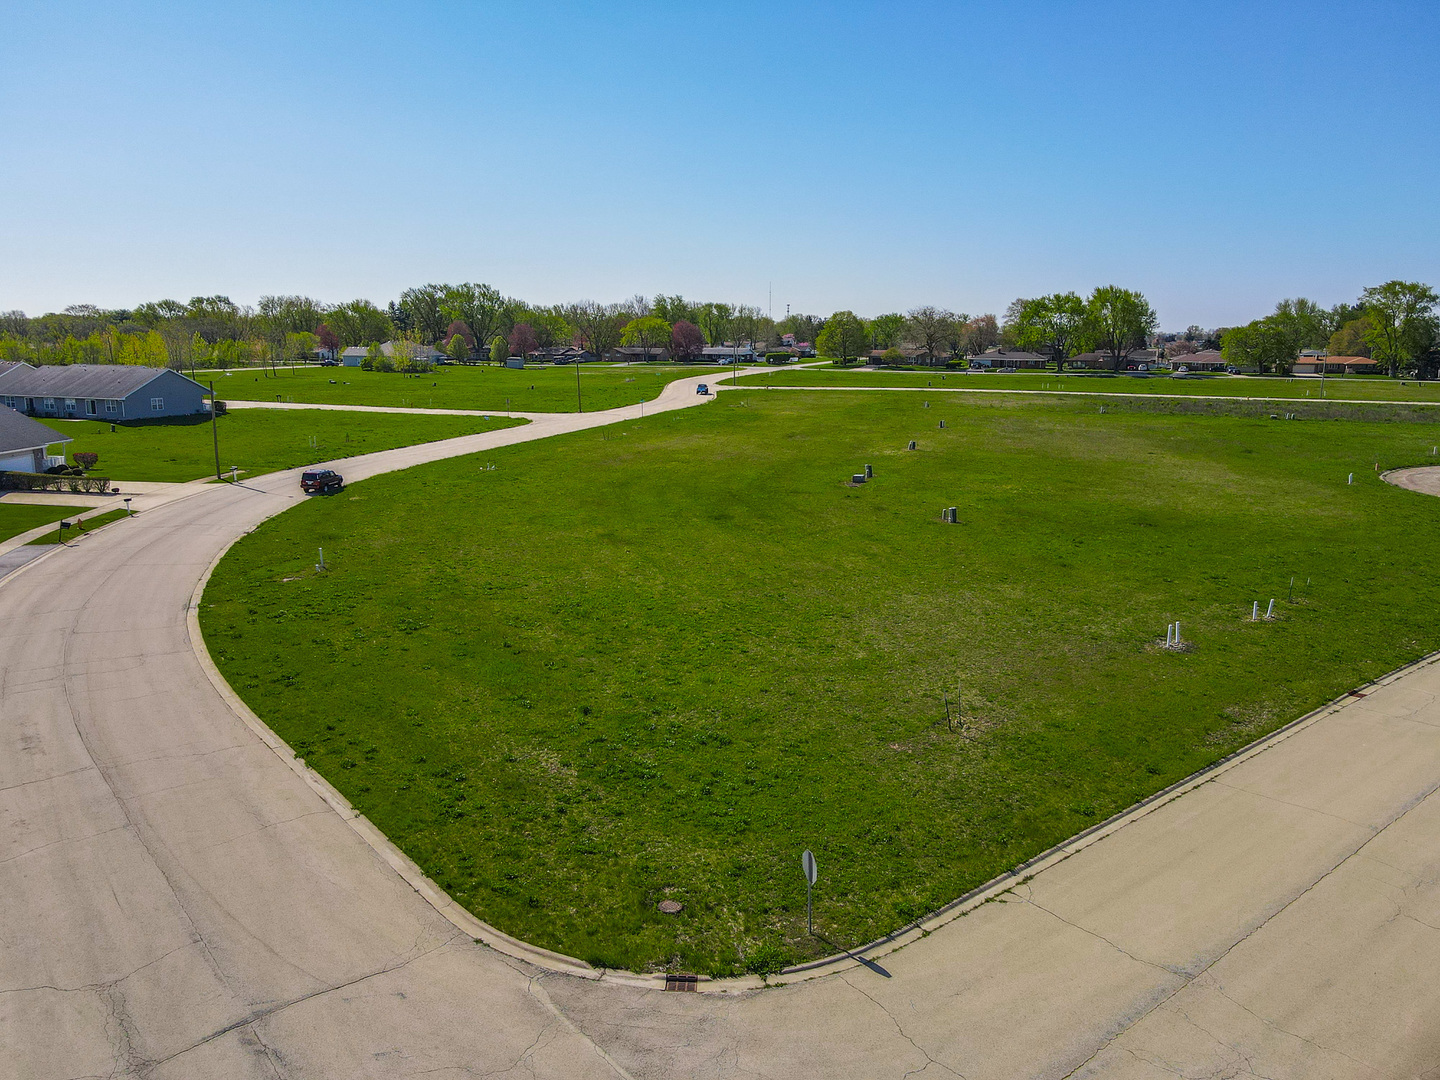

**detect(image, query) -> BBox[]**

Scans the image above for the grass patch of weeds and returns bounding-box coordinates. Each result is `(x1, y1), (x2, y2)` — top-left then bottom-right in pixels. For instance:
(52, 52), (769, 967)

(735, 367), (1440, 405)
(219, 363), (724, 414)
(26, 507), (131, 545)
(0, 502), (95, 543)
(201, 391), (1440, 975)
(51, 410), (526, 483)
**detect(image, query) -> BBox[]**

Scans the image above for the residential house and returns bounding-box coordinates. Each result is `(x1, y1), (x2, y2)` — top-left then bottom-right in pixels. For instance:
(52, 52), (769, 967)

(1293, 355), (1379, 375)
(0, 365), (209, 420)
(1176, 351), (1227, 371)
(1067, 348), (1162, 370)
(341, 341), (443, 367)
(701, 346), (756, 363)
(0, 406), (71, 473)
(968, 348), (1049, 370)
(606, 346), (674, 363)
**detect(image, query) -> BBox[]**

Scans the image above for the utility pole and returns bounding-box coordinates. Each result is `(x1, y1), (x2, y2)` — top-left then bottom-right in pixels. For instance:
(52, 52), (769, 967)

(210, 381), (221, 480)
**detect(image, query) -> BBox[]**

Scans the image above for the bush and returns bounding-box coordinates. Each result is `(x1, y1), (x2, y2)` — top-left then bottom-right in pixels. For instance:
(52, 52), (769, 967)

(73, 452), (99, 471)
(0, 471), (111, 493)
(765, 352), (793, 364)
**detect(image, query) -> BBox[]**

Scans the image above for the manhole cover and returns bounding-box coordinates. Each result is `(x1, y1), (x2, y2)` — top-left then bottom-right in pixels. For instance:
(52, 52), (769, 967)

(657, 899), (684, 915)
(664, 974), (698, 992)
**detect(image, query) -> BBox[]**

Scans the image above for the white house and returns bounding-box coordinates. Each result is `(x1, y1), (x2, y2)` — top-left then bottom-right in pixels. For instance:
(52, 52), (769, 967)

(0, 406), (70, 473)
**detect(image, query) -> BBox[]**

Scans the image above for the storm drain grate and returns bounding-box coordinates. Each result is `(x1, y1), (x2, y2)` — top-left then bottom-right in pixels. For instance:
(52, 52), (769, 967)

(664, 974), (698, 992)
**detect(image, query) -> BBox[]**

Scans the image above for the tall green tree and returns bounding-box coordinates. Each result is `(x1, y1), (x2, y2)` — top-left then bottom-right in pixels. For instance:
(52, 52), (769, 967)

(869, 313), (906, 349)
(816, 310), (869, 365)
(400, 284), (449, 345)
(442, 284), (508, 352)
(1009, 293), (1085, 372)
(1080, 286), (1157, 372)
(567, 301), (626, 359)
(698, 302), (734, 346)
(1361, 280), (1439, 377)
(906, 306), (962, 366)
(620, 315), (672, 362)
(1328, 317), (1373, 358)
(489, 335), (509, 364)
(1220, 319), (1293, 374)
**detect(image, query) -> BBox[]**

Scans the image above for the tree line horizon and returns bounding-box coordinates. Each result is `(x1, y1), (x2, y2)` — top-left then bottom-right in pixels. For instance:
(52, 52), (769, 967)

(1, 278), (1436, 377)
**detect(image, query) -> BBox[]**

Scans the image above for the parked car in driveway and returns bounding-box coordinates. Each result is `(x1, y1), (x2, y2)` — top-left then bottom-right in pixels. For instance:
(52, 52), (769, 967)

(696, 383), (709, 395)
(300, 468), (343, 494)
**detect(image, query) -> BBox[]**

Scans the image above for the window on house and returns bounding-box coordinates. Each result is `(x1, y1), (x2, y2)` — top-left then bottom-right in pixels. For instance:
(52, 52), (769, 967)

(2, 397), (13, 409)
(43, 398), (55, 411)
(150, 397), (164, 412)
(64, 399), (76, 412)
(86, 400), (97, 415)
(105, 400), (117, 413)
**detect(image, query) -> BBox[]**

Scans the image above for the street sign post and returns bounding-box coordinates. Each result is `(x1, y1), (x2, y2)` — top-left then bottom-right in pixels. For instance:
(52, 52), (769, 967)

(801, 849), (817, 935)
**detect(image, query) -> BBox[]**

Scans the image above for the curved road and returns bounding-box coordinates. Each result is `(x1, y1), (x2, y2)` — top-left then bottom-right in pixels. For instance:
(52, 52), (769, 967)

(6, 388), (1440, 1078)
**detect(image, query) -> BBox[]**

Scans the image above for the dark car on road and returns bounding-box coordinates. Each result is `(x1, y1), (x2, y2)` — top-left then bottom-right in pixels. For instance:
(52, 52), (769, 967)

(301, 469), (343, 494)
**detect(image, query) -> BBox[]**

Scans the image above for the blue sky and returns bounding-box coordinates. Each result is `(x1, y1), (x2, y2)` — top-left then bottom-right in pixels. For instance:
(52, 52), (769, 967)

(2, 0), (1437, 328)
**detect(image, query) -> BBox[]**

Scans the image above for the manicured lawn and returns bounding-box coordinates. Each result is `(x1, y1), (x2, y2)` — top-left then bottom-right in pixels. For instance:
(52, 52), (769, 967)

(201, 391), (1440, 977)
(24, 507), (130, 545)
(219, 363), (724, 413)
(733, 366), (1440, 403)
(0, 502), (94, 543)
(51, 410), (526, 483)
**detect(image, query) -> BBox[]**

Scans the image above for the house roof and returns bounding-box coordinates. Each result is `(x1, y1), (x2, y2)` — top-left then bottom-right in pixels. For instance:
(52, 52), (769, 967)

(0, 406), (70, 455)
(972, 348), (1046, 360)
(1299, 355), (1376, 365)
(0, 362), (32, 378)
(0, 364), (202, 399)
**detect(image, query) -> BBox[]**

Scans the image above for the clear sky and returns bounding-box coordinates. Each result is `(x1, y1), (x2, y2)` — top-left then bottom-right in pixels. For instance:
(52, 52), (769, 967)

(3, 0), (1437, 328)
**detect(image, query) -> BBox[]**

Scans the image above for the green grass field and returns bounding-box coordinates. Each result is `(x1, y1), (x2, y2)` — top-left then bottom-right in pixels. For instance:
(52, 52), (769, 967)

(733, 366), (1440, 403)
(201, 391), (1440, 976)
(51, 410), (526, 483)
(0, 502), (95, 543)
(24, 507), (130, 545)
(218, 363), (724, 413)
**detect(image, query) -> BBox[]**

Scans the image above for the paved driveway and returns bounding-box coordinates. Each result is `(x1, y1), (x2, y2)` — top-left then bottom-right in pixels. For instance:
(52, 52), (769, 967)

(4, 387), (1440, 1078)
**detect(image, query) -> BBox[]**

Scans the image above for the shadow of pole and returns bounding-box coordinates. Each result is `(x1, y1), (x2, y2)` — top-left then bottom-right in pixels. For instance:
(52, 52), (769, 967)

(812, 933), (892, 978)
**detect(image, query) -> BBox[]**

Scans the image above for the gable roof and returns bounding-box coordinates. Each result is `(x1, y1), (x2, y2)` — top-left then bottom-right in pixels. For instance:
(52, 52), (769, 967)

(0, 362), (32, 378)
(0, 364), (203, 399)
(0, 407), (70, 455)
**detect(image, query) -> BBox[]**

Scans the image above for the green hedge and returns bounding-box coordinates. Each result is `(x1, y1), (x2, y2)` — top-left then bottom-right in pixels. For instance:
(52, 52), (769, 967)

(0, 471), (114, 493)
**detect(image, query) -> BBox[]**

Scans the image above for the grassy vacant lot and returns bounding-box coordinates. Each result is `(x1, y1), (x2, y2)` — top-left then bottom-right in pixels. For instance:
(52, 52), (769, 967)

(0, 502), (94, 543)
(219, 363), (723, 413)
(735, 366), (1440, 403)
(202, 391), (1440, 976)
(52, 410), (525, 483)
(24, 507), (130, 545)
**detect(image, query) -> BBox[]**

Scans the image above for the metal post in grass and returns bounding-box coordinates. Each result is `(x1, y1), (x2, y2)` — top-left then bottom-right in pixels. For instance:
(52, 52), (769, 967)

(576, 358), (583, 414)
(801, 849), (817, 935)
(210, 382), (223, 481)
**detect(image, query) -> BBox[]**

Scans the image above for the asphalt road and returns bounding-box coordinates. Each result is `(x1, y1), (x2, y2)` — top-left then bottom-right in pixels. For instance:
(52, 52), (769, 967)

(5, 387), (1440, 1078)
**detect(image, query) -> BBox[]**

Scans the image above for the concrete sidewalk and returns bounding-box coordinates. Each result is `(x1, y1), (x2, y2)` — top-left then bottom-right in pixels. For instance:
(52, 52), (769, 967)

(3, 379), (1439, 1078)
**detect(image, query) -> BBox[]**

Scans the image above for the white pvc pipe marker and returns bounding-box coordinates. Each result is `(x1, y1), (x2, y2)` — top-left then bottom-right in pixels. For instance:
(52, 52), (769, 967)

(1266, 599), (1275, 618)
(1252, 601), (1259, 621)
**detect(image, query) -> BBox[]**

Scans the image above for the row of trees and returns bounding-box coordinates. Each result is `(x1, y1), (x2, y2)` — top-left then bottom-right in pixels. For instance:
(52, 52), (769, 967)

(4, 279), (1435, 377)
(1219, 282), (1440, 376)
(804, 287), (1158, 370)
(0, 289), (831, 371)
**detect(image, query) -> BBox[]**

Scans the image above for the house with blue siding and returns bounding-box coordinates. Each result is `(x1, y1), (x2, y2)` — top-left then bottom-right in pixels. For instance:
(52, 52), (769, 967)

(0, 365), (210, 421)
